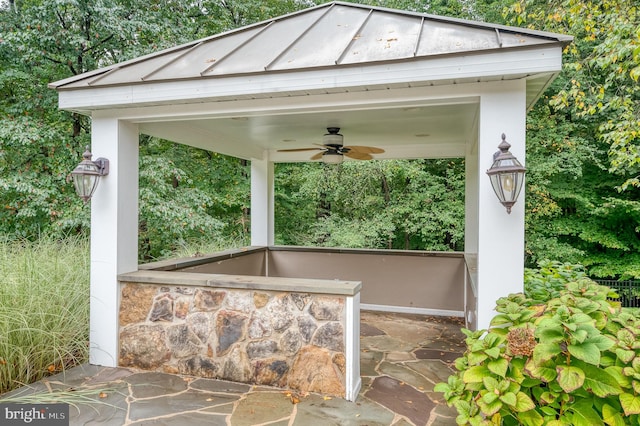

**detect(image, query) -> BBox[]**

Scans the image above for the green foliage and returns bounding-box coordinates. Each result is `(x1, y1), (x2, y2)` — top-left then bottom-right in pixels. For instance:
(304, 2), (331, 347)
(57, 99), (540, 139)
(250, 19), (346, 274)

(436, 263), (640, 425)
(0, 236), (89, 394)
(507, 1), (640, 278)
(524, 260), (588, 303)
(138, 138), (250, 260)
(274, 159), (465, 251)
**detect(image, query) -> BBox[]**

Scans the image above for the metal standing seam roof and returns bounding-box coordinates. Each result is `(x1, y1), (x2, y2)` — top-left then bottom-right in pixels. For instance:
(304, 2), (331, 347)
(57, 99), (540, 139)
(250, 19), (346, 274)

(49, 1), (572, 90)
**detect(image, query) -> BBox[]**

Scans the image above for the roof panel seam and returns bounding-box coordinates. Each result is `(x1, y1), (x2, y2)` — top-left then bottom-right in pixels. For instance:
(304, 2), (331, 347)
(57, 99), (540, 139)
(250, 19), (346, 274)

(265, 4), (336, 71)
(141, 42), (205, 81)
(335, 9), (373, 65)
(413, 17), (425, 57)
(200, 21), (275, 76)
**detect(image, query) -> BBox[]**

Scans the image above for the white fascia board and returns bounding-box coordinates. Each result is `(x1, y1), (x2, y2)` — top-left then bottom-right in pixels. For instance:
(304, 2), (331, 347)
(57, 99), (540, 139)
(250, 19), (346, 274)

(97, 87), (479, 123)
(57, 46), (563, 112)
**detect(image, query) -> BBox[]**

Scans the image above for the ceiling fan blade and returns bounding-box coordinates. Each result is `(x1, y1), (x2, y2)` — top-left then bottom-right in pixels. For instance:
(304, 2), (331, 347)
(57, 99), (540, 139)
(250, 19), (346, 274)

(344, 145), (385, 154)
(310, 151), (325, 160)
(344, 151), (373, 160)
(277, 147), (323, 152)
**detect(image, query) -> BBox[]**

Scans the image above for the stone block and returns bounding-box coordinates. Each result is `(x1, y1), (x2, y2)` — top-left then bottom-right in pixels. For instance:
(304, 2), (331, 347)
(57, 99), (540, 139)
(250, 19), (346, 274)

(120, 324), (169, 369)
(288, 346), (345, 397)
(309, 297), (344, 321)
(120, 284), (157, 326)
(177, 356), (220, 378)
(297, 316), (317, 343)
(312, 322), (344, 352)
(166, 324), (203, 358)
(279, 329), (302, 355)
(194, 289), (226, 311)
(186, 312), (212, 344)
(290, 293), (310, 311)
(248, 311), (272, 339)
(225, 291), (254, 313)
(216, 310), (247, 355)
(149, 295), (174, 322)
(266, 294), (294, 332)
(253, 292), (270, 308)
(222, 347), (251, 383)
(174, 296), (191, 319)
(246, 340), (278, 359)
(252, 358), (289, 387)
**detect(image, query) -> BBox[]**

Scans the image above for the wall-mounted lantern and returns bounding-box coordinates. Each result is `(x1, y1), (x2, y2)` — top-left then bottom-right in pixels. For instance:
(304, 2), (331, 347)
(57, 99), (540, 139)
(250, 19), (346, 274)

(486, 134), (526, 214)
(69, 147), (109, 203)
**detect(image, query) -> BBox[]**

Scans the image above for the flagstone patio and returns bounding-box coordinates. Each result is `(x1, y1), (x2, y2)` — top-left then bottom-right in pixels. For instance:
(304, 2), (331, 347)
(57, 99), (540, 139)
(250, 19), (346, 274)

(1, 311), (464, 425)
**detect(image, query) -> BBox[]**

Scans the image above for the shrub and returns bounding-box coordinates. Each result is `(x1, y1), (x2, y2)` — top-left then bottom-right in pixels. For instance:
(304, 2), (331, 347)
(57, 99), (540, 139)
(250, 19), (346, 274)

(435, 262), (640, 425)
(0, 236), (89, 394)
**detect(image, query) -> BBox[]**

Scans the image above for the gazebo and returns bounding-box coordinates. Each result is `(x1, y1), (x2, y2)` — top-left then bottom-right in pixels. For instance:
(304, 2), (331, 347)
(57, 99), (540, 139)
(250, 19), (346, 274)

(50, 1), (571, 382)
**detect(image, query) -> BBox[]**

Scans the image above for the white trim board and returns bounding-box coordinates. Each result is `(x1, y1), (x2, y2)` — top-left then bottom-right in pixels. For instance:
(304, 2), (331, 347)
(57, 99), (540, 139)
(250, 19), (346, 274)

(360, 303), (464, 318)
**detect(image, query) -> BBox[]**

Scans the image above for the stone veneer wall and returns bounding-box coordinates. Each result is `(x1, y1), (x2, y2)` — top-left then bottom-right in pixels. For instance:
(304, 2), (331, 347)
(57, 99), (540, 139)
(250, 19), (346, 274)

(119, 283), (348, 397)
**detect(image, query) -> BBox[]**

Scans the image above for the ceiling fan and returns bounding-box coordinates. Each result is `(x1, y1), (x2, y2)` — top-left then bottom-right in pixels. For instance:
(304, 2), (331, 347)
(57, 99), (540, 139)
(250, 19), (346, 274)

(277, 127), (384, 164)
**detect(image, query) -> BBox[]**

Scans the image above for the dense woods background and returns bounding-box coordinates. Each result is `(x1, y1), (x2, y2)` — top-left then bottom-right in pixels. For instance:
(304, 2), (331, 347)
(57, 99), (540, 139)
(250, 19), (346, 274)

(0, 0), (638, 277)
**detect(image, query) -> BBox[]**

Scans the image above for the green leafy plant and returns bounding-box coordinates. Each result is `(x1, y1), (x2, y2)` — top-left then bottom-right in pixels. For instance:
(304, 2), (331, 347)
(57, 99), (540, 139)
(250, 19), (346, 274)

(436, 262), (640, 425)
(0, 236), (89, 394)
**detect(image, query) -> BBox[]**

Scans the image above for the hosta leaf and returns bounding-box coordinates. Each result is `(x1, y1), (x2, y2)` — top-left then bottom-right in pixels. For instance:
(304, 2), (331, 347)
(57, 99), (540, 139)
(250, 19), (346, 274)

(533, 343), (562, 364)
(568, 342), (600, 365)
(487, 358), (508, 377)
(620, 392), (640, 416)
(517, 408), (544, 426)
(556, 364), (585, 393)
(602, 403), (626, 426)
(463, 366), (490, 383)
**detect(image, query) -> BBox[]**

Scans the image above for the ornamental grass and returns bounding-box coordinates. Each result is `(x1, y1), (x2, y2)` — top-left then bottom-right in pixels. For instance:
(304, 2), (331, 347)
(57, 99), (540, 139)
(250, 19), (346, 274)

(0, 236), (89, 395)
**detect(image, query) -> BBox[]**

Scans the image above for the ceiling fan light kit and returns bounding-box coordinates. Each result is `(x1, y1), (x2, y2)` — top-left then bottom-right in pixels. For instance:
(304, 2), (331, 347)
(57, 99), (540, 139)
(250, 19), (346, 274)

(323, 151), (344, 164)
(278, 127), (384, 163)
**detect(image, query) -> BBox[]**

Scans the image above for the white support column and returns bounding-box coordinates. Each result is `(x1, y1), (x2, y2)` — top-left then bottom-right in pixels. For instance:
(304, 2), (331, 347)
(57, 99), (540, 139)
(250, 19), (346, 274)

(89, 114), (139, 366)
(250, 154), (274, 246)
(475, 80), (527, 330)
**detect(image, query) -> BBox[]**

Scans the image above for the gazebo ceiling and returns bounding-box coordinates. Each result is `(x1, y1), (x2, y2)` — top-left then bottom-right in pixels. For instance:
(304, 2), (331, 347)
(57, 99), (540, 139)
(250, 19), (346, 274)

(50, 1), (571, 162)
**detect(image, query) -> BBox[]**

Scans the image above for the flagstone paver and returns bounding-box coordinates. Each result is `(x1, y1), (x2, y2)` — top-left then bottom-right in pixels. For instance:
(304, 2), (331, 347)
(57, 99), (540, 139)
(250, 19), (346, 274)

(0, 311), (464, 426)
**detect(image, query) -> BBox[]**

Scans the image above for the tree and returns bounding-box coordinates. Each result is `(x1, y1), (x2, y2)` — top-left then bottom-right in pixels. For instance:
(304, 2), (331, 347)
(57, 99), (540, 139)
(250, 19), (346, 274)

(274, 159), (465, 251)
(505, 0), (640, 278)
